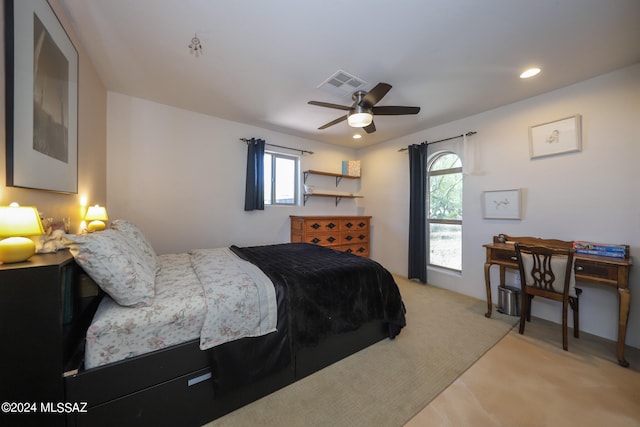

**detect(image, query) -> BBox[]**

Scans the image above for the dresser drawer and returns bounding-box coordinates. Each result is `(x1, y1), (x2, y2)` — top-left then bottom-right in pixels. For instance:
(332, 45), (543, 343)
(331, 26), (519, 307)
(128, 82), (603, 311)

(340, 218), (368, 231)
(340, 244), (369, 257)
(304, 219), (341, 232)
(341, 231), (369, 244)
(303, 232), (341, 246)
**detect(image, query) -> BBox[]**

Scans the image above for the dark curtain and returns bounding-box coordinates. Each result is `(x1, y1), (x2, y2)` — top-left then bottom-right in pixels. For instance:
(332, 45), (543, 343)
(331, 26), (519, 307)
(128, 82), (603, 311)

(244, 138), (265, 211)
(408, 143), (428, 282)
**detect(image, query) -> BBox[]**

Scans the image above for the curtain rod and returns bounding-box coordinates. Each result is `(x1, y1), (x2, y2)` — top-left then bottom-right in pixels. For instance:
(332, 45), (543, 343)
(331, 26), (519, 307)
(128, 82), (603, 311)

(397, 131), (477, 152)
(239, 138), (314, 155)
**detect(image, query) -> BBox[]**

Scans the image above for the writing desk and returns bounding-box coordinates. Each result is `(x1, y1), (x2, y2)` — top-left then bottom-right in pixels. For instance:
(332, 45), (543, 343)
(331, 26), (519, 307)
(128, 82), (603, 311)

(483, 235), (632, 367)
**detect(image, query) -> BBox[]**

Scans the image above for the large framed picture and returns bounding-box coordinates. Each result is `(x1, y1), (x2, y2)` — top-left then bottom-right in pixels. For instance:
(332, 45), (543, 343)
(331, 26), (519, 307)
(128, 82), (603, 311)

(528, 115), (581, 160)
(5, 0), (78, 193)
(483, 189), (522, 220)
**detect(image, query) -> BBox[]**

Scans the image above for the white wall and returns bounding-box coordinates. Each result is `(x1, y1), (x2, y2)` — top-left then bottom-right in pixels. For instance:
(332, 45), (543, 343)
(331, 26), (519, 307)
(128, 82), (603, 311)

(106, 93), (361, 255)
(359, 64), (640, 348)
(107, 65), (638, 349)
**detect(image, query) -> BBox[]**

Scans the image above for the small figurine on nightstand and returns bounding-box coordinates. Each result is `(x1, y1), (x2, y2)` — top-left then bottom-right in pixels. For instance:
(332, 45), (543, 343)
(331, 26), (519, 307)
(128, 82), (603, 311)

(36, 217), (69, 254)
(36, 229), (67, 253)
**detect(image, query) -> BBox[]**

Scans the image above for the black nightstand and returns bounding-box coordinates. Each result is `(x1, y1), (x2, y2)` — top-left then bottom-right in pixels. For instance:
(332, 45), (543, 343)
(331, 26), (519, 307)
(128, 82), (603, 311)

(0, 250), (101, 426)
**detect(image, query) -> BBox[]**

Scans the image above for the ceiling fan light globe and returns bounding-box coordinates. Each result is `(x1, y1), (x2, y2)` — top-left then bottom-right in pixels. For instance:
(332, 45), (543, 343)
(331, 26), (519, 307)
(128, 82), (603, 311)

(347, 112), (373, 128)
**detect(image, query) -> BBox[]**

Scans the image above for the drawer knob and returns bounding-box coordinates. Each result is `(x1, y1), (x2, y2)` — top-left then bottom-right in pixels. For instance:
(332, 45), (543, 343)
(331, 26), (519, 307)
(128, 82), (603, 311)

(311, 223), (321, 229)
(358, 234), (366, 240)
(358, 222), (366, 228)
(345, 235), (353, 241)
(510, 256), (517, 261)
(327, 236), (336, 243)
(327, 222), (336, 229)
(311, 238), (320, 244)
(575, 266), (584, 272)
(345, 222), (353, 228)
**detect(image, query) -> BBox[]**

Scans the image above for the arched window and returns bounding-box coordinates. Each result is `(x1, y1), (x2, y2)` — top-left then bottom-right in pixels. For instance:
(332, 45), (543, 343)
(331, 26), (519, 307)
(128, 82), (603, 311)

(427, 151), (462, 271)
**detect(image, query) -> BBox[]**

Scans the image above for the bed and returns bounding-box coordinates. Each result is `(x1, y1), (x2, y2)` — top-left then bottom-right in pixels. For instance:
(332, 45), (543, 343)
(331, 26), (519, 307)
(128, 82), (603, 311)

(62, 221), (406, 426)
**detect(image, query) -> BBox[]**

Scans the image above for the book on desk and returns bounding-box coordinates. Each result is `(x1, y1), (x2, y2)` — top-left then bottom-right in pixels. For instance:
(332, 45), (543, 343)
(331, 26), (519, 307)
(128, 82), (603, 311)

(573, 241), (628, 259)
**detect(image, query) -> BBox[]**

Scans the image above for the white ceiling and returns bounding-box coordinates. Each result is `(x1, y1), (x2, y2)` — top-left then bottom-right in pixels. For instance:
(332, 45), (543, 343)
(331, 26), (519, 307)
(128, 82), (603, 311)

(59, 0), (640, 148)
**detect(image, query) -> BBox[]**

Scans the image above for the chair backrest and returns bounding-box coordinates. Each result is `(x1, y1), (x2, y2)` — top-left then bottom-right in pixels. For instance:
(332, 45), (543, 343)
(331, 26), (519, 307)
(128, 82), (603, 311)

(515, 243), (576, 297)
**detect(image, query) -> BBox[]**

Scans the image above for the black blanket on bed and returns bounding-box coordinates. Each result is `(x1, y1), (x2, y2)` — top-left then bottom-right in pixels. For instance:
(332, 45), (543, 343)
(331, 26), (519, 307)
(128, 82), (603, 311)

(210, 243), (406, 395)
(230, 242), (406, 348)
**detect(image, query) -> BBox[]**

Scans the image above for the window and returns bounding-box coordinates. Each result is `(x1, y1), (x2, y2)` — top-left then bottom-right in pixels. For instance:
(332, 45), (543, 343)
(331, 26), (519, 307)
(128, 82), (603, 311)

(427, 152), (462, 271)
(264, 151), (299, 205)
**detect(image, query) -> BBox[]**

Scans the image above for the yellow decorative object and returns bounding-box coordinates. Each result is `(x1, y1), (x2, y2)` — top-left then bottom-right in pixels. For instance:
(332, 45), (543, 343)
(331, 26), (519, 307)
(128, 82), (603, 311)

(0, 203), (45, 264)
(85, 205), (109, 232)
(0, 237), (37, 263)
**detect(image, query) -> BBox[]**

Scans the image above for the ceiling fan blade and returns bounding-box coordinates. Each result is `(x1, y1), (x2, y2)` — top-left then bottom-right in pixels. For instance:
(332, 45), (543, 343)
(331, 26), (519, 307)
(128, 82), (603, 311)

(308, 101), (351, 111)
(363, 121), (376, 134)
(362, 83), (392, 106)
(318, 115), (347, 130)
(372, 106), (421, 115)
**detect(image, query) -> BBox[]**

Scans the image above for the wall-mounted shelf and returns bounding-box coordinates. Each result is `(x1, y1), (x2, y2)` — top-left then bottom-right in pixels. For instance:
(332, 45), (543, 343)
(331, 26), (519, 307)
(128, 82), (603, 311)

(302, 170), (362, 206)
(303, 170), (360, 187)
(303, 192), (363, 206)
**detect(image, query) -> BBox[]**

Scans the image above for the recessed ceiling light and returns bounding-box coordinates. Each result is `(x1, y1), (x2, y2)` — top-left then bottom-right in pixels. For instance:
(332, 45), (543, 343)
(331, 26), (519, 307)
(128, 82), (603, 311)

(352, 134), (362, 139)
(520, 67), (541, 79)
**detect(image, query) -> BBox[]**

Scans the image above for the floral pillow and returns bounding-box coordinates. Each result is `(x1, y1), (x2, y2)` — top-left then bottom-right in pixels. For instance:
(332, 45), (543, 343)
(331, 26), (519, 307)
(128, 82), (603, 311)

(110, 220), (158, 271)
(65, 230), (155, 307)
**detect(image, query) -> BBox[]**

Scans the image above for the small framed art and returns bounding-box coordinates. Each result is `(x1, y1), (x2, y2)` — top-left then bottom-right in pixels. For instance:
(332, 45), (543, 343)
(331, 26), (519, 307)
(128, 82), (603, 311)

(483, 189), (522, 220)
(528, 115), (581, 159)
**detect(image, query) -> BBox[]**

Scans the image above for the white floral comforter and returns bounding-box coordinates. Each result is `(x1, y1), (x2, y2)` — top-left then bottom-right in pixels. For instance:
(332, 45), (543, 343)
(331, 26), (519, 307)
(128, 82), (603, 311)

(84, 248), (277, 369)
(192, 248), (277, 350)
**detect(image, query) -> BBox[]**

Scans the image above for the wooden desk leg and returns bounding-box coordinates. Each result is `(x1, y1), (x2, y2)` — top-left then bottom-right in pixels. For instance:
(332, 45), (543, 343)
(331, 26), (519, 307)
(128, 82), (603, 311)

(617, 287), (631, 367)
(484, 262), (493, 318)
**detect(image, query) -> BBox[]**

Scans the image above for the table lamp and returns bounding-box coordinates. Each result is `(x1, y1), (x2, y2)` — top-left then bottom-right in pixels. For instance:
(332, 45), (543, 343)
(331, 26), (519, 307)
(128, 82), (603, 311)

(0, 203), (45, 263)
(85, 205), (108, 232)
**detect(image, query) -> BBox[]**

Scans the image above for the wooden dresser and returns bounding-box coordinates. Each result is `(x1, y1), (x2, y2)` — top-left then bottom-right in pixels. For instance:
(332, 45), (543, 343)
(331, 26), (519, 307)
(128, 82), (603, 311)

(290, 215), (371, 257)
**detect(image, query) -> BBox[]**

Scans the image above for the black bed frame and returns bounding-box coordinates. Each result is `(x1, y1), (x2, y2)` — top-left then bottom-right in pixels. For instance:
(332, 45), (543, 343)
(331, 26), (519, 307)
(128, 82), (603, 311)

(1, 245), (401, 427)
(66, 242), (406, 426)
(0, 247), (394, 426)
(64, 312), (387, 426)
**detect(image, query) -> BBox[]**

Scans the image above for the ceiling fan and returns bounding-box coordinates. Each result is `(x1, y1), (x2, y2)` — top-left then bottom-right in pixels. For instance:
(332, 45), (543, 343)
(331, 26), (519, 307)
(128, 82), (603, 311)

(308, 82), (420, 134)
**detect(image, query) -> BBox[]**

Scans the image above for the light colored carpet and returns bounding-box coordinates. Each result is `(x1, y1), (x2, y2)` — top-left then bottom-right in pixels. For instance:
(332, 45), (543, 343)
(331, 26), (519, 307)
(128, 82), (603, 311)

(204, 276), (517, 427)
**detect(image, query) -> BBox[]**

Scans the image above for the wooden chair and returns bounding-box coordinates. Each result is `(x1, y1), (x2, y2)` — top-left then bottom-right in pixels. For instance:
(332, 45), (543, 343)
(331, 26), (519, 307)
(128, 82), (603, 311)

(515, 243), (581, 351)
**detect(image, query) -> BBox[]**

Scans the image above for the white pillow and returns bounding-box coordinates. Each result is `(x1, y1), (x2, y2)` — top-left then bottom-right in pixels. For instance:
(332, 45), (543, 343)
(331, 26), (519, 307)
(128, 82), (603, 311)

(65, 230), (155, 307)
(110, 220), (158, 271)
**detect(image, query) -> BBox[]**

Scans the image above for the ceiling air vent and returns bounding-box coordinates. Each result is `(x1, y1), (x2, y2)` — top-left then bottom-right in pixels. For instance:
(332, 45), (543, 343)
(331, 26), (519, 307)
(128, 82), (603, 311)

(318, 70), (368, 97)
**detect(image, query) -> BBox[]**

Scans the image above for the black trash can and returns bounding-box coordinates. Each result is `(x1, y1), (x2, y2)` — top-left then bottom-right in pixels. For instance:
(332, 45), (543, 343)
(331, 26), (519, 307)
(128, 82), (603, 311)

(497, 285), (520, 316)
